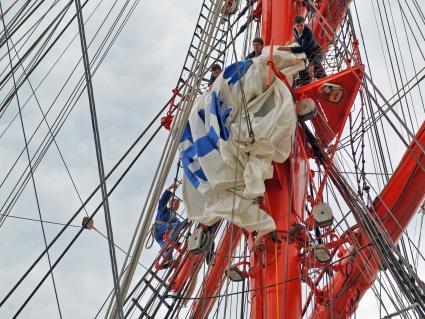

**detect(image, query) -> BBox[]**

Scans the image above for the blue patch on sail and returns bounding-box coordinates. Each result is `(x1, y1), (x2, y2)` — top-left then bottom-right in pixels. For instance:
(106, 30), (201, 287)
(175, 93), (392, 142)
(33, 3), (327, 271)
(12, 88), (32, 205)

(223, 61), (252, 85)
(179, 90), (232, 190)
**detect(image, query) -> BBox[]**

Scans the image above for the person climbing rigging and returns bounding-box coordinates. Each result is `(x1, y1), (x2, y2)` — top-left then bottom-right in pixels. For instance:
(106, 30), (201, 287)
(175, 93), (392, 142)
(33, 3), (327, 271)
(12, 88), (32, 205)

(278, 15), (326, 86)
(245, 37), (264, 60)
(154, 182), (182, 268)
(208, 64), (222, 90)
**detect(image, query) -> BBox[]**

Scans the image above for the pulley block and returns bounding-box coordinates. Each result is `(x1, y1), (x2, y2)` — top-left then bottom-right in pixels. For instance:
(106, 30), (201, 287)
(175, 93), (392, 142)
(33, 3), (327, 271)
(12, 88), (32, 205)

(312, 202), (334, 228)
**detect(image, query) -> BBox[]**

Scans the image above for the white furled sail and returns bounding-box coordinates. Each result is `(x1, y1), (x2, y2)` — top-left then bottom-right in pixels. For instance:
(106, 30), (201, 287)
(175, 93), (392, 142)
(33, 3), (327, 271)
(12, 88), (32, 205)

(180, 48), (305, 240)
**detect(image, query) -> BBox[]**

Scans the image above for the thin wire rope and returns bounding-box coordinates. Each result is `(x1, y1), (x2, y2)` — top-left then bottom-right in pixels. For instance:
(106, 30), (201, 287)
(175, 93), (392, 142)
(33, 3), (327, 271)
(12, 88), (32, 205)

(0, 0), (249, 229)
(110, 2), (228, 316)
(168, 243), (372, 302)
(0, 122), (163, 315)
(0, 2), (63, 318)
(73, 0), (123, 316)
(0, 1), (189, 310)
(327, 148), (425, 316)
(0, 0), (145, 228)
(305, 0), (425, 170)
(304, 120), (414, 316)
(0, 6), (251, 311)
(0, 0), (62, 78)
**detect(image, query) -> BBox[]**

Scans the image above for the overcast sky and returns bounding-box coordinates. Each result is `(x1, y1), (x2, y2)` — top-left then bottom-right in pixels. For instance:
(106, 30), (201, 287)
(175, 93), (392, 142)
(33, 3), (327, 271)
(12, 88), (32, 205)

(0, 0), (423, 318)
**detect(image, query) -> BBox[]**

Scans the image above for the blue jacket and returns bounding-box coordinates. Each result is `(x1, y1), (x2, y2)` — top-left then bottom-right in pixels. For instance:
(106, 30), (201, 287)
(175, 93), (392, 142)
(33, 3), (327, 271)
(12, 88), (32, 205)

(155, 190), (179, 240)
(290, 25), (320, 55)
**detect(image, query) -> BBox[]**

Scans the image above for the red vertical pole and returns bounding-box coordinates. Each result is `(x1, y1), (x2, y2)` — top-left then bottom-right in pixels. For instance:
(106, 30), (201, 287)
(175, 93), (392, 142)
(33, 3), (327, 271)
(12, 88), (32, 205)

(311, 0), (354, 52)
(312, 122), (425, 318)
(250, 159), (306, 319)
(262, 0), (304, 46)
(191, 226), (243, 319)
(253, 2), (308, 318)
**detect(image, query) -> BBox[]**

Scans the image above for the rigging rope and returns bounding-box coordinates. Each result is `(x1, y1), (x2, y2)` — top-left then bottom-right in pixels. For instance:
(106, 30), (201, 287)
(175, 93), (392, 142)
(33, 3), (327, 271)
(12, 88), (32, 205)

(108, 2), (229, 317)
(0, 2), (64, 318)
(73, 0), (124, 316)
(0, 4), (253, 311)
(0, 0), (251, 230)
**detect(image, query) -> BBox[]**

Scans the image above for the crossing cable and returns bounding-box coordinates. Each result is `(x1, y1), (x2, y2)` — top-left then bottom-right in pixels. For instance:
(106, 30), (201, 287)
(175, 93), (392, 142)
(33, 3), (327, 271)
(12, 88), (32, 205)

(352, 1), (395, 181)
(356, 0), (419, 265)
(338, 66), (425, 150)
(0, 1), (72, 121)
(108, 2), (237, 317)
(0, 0), (80, 123)
(0, 1), (191, 305)
(398, 0), (425, 117)
(386, 0), (421, 130)
(0, 0), (112, 227)
(0, 2), (64, 318)
(319, 168), (414, 317)
(0, 101), (166, 311)
(0, 0), (67, 92)
(117, 13), (252, 318)
(0, 0), (251, 231)
(0, 0), (20, 21)
(0, 0), (248, 146)
(0, 0), (59, 77)
(4, 122), (163, 318)
(331, 123), (425, 267)
(4, 22), (138, 273)
(0, 2), (252, 312)
(0, 0), (47, 47)
(304, 0), (425, 168)
(298, 38), (420, 319)
(73, 0), (124, 317)
(0, 0), (128, 222)
(0, 210), (151, 270)
(403, 0), (425, 44)
(0, 0), (249, 210)
(0, 0), (89, 115)
(332, 119), (425, 264)
(317, 143), (425, 316)
(0, 0), (61, 57)
(0, 0), (33, 47)
(326, 182), (412, 318)
(327, 142), (413, 314)
(376, 0), (415, 142)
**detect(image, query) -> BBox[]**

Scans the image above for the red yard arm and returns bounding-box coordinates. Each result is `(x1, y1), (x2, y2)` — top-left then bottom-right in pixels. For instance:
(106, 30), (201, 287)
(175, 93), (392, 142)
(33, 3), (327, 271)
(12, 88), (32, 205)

(311, 122), (425, 318)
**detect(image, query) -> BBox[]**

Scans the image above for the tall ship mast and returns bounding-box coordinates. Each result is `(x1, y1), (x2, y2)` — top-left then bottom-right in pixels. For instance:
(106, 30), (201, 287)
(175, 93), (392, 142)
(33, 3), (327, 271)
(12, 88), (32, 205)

(0, 0), (423, 318)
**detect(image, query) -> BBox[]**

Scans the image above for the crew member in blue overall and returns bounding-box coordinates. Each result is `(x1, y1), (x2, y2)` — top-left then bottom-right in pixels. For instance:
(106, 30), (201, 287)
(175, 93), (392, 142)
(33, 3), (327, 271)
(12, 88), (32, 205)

(278, 15), (326, 86)
(154, 182), (182, 267)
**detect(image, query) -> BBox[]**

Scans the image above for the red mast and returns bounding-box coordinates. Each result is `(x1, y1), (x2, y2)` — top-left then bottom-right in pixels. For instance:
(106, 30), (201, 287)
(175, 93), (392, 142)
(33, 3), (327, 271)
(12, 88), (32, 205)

(171, 2), (423, 319)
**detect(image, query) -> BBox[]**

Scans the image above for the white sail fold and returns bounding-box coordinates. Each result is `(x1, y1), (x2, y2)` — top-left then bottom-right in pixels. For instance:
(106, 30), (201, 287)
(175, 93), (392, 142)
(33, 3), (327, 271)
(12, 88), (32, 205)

(180, 47), (305, 239)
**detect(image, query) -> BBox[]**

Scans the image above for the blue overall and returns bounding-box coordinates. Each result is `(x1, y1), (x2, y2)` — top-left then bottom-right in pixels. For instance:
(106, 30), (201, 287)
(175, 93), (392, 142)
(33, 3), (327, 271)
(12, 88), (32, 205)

(154, 190), (181, 259)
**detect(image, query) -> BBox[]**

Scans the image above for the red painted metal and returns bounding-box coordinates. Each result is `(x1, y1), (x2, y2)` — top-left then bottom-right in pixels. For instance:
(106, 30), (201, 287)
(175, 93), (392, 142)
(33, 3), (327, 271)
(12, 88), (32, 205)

(250, 160), (306, 319)
(169, 252), (204, 294)
(253, 1), (308, 318)
(294, 66), (364, 147)
(187, 1), (358, 316)
(161, 87), (181, 130)
(311, 122), (425, 318)
(373, 122), (425, 242)
(191, 226), (243, 318)
(311, 0), (354, 52)
(163, 1), (422, 318)
(261, 0), (304, 46)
